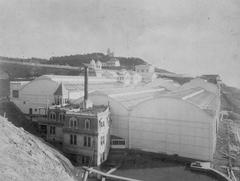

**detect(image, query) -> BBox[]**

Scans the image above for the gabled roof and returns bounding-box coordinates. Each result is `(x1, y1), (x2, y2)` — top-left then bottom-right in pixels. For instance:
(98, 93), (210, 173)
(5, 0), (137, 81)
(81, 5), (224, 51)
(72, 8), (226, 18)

(163, 86), (219, 116)
(54, 83), (68, 96)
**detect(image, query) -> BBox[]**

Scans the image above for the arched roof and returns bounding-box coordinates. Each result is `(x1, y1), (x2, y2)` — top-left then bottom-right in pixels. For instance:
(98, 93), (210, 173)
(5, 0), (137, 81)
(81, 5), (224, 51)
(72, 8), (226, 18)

(179, 78), (218, 94)
(130, 96), (214, 121)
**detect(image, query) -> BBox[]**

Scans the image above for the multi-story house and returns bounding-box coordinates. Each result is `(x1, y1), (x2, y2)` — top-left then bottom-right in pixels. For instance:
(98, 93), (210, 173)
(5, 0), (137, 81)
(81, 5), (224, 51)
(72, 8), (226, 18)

(135, 64), (157, 82)
(62, 105), (110, 166)
(37, 66), (111, 166)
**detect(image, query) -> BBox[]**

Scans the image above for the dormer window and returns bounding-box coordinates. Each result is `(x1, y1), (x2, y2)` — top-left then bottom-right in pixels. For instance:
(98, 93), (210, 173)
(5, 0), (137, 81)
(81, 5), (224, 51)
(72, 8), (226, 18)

(69, 117), (77, 128)
(49, 112), (56, 120)
(85, 119), (90, 130)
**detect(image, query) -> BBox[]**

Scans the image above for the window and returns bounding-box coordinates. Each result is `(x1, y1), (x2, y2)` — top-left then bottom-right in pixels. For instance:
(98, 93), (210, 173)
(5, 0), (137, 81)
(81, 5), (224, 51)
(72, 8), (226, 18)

(49, 112), (56, 120)
(69, 117), (77, 128)
(49, 126), (55, 135)
(85, 119), (90, 129)
(59, 113), (65, 122)
(99, 119), (105, 128)
(111, 139), (125, 145)
(35, 109), (37, 112)
(101, 136), (105, 145)
(82, 156), (90, 165)
(84, 136), (91, 147)
(12, 90), (19, 98)
(70, 134), (77, 145)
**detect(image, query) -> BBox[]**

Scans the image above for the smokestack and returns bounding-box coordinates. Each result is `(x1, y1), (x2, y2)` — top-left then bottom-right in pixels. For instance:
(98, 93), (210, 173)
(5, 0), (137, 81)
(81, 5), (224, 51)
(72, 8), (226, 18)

(82, 65), (93, 109)
(84, 66), (88, 101)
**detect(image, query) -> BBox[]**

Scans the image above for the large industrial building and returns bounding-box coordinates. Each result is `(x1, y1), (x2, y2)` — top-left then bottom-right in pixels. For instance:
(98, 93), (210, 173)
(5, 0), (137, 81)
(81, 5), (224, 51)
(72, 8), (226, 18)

(80, 78), (220, 161)
(10, 69), (220, 162)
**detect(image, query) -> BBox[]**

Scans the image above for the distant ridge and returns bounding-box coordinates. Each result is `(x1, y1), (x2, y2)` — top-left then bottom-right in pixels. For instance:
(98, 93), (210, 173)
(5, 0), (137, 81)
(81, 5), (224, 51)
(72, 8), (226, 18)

(0, 52), (172, 79)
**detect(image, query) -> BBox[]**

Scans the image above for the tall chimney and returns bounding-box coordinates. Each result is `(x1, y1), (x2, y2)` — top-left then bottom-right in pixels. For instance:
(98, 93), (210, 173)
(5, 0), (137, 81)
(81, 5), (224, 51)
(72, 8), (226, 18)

(84, 66), (88, 101)
(82, 65), (93, 109)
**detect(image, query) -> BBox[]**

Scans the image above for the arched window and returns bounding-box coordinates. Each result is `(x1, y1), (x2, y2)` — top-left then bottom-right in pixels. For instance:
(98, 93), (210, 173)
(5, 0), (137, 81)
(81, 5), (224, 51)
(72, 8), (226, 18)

(49, 112), (56, 120)
(69, 117), (77, 128)
(85, 119), (90, 130)
(59, 113), (65, 122)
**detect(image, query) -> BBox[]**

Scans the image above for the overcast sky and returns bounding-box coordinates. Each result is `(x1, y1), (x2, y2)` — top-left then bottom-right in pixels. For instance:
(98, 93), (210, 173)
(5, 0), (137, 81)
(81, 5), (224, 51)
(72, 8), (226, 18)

(0, 0), (240, 87)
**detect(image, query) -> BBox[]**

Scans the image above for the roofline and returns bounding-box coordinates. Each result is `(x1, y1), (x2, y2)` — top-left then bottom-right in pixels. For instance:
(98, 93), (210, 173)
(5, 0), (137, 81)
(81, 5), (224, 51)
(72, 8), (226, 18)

(130, 96), (215, 119)
(18, 77), (58, 91)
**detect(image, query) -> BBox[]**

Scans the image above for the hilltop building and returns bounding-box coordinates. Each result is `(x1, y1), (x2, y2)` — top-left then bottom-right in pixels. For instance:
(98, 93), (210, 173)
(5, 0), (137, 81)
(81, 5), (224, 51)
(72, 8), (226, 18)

(116, 70), (142, 86)
(106, 48), (114, 57)
(89, 59), (102, 70)
(37, 67), (111, 166)
(102, 58), (121, 68)
(135, 64), (157, 82)
(117, 70), (130, 85)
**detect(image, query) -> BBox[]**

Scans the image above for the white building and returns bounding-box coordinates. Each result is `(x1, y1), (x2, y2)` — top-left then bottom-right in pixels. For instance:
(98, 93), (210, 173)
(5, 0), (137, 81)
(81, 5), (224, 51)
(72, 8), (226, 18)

(117, 70), (131, 85)
(135, 64), (157, 82)
(129, 71), (142, 85)
(102, 70), (118, 79)
(89, 59), (102, 70)
(102, 58), (120, 67)
(73, 87), (166, 148)
(75, 78), (220, 161)
(10, 75), (118, 115)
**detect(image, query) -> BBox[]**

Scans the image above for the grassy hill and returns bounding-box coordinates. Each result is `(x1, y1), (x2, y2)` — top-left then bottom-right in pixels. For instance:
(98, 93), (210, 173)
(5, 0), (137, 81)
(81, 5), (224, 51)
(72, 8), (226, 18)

(0, 62), (81, 80)
(48, 53), (147, 70)
(0, 52), (172, 79)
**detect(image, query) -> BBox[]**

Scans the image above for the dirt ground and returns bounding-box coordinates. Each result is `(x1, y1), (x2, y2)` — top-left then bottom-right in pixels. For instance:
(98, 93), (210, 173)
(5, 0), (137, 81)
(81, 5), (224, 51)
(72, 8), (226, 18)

(213, 84), (240, 180)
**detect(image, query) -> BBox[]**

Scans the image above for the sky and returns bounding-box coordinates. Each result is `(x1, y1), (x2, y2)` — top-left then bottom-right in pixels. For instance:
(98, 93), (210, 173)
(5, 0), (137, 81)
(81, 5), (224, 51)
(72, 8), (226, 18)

(0, 0), (240, 87)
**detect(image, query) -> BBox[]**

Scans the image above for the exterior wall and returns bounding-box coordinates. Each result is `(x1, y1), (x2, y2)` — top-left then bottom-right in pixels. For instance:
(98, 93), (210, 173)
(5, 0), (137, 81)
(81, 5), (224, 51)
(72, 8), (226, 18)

(96, 109), (110, 165)
(103, 60), (120, 67)
(47, 125), (63, 142)
(11, 79), (58, 114)
(117, 74), (130, 85)
(63, 114), (98, 165)
(135, 65), (155, 73)
(63, 133), (97, 165)
(130, 73), (142, 85)
(129, 97), (215, 161)
(0, 79), (10, 98)
(102, 71), (118, 79)
(88, 94), (130, 147)
(62, 108), (110, 166)
(135, 65), (156, 83)
(10, 81), (29, 98)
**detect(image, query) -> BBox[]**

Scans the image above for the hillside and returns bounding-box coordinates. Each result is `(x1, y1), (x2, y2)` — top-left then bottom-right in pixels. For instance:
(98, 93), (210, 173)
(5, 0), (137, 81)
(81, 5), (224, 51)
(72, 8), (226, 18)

(48, 53), (147, 69)
(213, 84), (240, 179)
(0, 56), (48, 64)
(0, 62), (81, 80)
(0, 115), (78, 181)
(0, 53), (172, 80)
